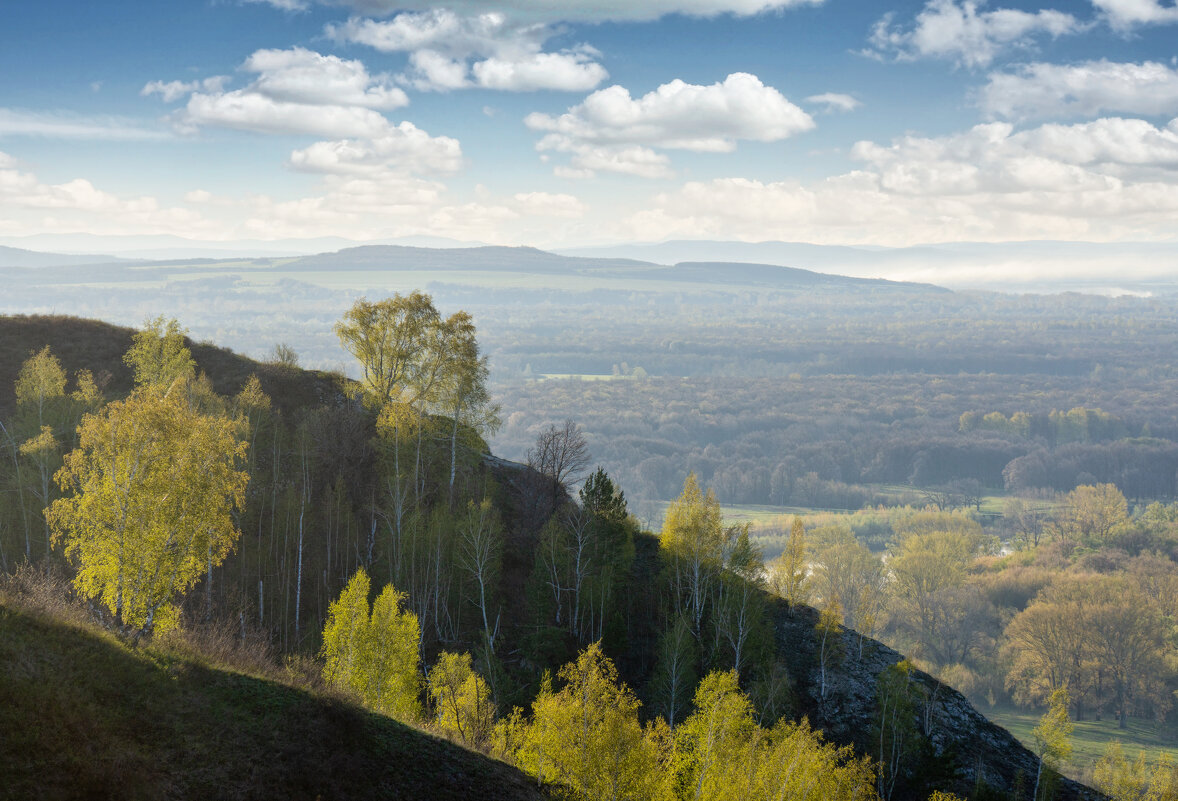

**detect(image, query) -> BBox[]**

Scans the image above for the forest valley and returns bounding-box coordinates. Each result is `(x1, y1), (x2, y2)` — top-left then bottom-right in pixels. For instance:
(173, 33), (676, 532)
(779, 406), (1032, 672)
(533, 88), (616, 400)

(4, 299), (1178, 801)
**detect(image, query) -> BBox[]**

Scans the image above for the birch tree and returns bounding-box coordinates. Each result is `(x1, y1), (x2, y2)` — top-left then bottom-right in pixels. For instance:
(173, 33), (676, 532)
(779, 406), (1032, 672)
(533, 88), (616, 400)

(321, 567), (423, 721)
(48, 387), (248, 638)
(660, 473), (723, 638)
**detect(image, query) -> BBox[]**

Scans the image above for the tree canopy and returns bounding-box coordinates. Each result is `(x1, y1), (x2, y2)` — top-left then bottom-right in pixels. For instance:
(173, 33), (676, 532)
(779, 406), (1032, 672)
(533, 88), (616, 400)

(48, 386), (248, 636)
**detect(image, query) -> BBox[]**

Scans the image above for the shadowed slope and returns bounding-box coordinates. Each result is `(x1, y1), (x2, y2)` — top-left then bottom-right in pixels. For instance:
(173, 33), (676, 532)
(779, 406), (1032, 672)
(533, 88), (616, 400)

(0, 601), (549, 801)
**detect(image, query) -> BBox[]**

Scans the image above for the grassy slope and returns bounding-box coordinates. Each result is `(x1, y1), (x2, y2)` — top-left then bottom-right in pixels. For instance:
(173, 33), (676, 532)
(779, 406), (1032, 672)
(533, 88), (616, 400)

(0, 602), (548, 801)
(986, 704), (1178, 784)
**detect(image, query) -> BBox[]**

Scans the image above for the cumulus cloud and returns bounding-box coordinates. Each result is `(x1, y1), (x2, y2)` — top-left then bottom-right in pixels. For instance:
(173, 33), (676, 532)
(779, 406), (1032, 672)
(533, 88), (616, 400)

(329, 11), (607, 91)
(547, 142), (674, 179)
(143, 47), (462, 194)
(526, 73), (812, 177)
(805, 93), (861, 113)
(180, 93), (399, 138)
(0, 156), (209, 234)
(624, 117), (1178, 245)
(240, 48), (408, 109)
(865, 0), (1084, 69)
(258, 0), (823, 23)
(149, 47), (409, 138)
(1091, 0), (1178, 30)
(980, 60), (1178, 120)
(287, 122), (463, 174)
(0, 109), (169, 141)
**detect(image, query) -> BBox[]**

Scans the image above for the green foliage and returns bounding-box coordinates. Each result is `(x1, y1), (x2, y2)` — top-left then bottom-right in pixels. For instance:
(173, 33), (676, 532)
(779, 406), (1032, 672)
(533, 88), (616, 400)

(123, 316), (196, 390)
(334, 292), (447, 407)
(15, 345), (67, 424)
(321, 568), (423, 722)
(580, 467), (628, 525)
(768, 516), (809, 608)
(1032, 687), (1073, 801)
(875, 660), (922, 801)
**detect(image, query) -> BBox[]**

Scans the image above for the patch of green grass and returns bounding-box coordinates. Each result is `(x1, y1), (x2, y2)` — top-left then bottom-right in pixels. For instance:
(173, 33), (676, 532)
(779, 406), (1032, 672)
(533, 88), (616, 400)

(986, 705), (1178, 783)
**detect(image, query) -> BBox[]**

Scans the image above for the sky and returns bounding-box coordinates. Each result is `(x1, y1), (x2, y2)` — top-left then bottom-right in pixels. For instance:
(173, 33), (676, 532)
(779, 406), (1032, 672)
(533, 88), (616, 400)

(2, 0), (1178, 250)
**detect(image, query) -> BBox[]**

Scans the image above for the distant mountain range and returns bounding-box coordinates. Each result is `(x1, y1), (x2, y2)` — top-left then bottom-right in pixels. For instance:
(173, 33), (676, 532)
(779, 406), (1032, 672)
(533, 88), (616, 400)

(560, 239), (1178, 294)
(0, 245), (128, 269)
(0, 233), (481, 261)
(284, 245), (946, 292)
(5, 235), (1177, 295)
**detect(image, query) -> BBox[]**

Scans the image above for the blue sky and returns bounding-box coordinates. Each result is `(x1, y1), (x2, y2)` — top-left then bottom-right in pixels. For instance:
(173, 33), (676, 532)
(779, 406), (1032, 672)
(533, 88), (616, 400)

(2, 0), (1178, 249)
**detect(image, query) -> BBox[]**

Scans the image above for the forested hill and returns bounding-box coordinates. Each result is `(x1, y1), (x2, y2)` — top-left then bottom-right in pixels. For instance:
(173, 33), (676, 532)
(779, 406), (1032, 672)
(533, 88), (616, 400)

(0, 313), (1097, 801)
(0, 245), (127, 269)
(0, 315), (342, 418)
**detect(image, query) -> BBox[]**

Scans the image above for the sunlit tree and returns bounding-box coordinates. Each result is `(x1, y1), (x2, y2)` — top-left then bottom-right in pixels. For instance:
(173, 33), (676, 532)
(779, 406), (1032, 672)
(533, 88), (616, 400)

(48, 387), (248, 638)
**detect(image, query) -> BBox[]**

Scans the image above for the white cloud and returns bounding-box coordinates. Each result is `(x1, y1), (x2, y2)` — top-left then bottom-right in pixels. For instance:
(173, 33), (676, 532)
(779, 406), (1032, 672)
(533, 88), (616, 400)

(240, 48), (408, 109)
(0, 109), (169, 141)
(184, 189), (213, 203)
(866, 0), (1084, 69)
(624, 117), (1178, 245)
(329, 11), (607, 91)
(0, 158), (210, 234)
(287, 123), (463, 174)
(178, 92), (397, 138)
(805, 92), (861, 113)
(472, 51), (606, 92)
(153, 48), (408, 139)
(543, 142), (674, 179)
(263, 0), (822, 22)
(1091, 0), (1178, 31)
(243, 0), (309, 10)
(980, 60), (1178, 120)
(525, 73), (813, 178)
(142, 76), (229, 103)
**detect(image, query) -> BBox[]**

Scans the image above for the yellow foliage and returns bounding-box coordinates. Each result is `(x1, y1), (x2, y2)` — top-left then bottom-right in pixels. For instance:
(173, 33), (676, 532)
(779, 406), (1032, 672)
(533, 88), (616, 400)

(48, 387), (248, 635)
(678, 670), (876, 801)
(514, 642), (668, 801)
(320, 568), (422, 722)
(429, 651), (495, 746)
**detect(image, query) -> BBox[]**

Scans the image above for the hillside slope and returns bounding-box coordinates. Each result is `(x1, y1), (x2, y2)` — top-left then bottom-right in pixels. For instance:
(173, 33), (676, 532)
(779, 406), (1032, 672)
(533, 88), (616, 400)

(0, 315), (343, 417)
(0, 601), (549, 801)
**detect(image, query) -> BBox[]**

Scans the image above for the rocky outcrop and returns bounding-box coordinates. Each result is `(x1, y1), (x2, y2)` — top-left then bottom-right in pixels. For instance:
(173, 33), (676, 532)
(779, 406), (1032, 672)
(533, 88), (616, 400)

(773, 602), (1102, 801)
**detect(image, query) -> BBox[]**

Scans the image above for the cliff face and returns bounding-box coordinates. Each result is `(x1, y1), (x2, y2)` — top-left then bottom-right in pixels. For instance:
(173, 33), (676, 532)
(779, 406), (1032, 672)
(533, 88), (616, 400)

(774, 603), (1101, 801)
